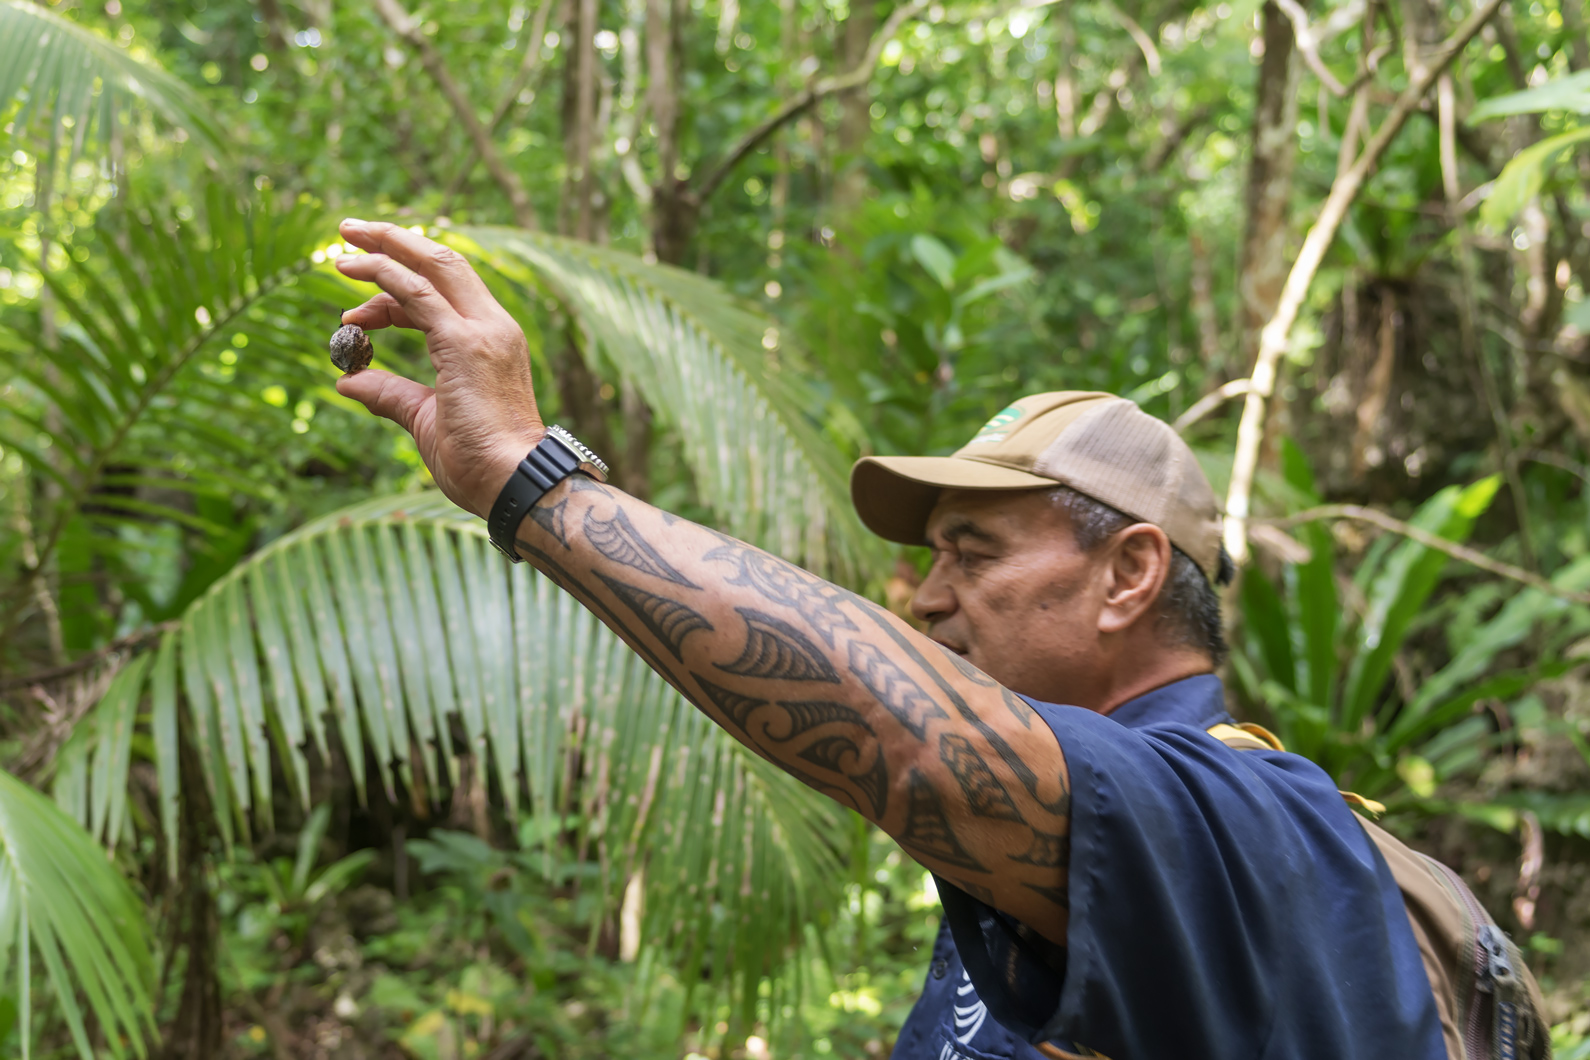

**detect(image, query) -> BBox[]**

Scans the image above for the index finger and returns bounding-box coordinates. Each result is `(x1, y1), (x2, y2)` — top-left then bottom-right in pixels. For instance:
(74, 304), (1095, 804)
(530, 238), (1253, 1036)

(338, 219), (500, 320)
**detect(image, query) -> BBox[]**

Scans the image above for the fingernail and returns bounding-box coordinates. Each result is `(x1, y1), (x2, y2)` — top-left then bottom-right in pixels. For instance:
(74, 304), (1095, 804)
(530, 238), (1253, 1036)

(341, 217), (368, 229)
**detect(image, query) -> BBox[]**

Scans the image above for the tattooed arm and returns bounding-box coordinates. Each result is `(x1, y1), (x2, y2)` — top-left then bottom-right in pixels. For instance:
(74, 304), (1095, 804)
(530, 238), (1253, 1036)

(513, 476), (1072, 940)
(330, 220), (1073, 944)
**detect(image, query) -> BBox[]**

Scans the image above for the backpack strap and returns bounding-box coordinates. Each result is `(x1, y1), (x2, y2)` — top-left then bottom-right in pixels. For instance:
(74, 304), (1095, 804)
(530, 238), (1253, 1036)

(1206, 723), (1387, 817)
(1206, 722), (1284, 751)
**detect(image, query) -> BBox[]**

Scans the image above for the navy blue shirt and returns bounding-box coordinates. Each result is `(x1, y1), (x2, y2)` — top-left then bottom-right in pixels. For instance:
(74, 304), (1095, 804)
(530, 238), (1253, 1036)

(891, 675), (1444, 1060)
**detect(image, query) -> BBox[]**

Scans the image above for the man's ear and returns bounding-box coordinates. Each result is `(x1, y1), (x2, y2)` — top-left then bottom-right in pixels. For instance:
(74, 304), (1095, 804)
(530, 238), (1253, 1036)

(1096, 524), (1173, 635)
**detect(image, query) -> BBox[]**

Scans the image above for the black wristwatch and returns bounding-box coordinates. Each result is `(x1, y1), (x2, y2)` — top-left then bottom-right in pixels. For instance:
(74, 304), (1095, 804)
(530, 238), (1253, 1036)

(487, 425), (609, 561)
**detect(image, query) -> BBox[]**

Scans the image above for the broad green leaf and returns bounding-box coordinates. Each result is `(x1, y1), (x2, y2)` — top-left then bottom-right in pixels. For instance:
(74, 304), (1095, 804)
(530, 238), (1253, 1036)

(1469, 70), (1590, 122)
(0, 184), (365, 658)
(1280, 440), (1339, 706)
(0, 768), (155, 1060)
(1340, 476), (1501, 729)
(1479, 126), (1590, 230)
(455, 228), (886, 582)
(0, 0), (226, 164)
(1393, 556), (1590, 738)
(1240, 564), (1297, 693)
(56, 493), (849, 1022)
(149, 637), (181, 880)
(910, 233), (959, 288)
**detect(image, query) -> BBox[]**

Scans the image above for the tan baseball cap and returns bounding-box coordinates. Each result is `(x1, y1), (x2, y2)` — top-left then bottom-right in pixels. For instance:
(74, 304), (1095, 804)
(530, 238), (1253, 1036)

(850, 391), (1225, 580)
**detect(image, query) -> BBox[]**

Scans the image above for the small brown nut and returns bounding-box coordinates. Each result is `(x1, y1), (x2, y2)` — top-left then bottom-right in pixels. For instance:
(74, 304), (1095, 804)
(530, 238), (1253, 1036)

(329, 323), (374, 374)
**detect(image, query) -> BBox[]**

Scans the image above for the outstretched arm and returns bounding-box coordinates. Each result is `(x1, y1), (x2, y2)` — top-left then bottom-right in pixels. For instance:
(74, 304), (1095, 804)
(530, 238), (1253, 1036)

(331, 220), (1073, 942)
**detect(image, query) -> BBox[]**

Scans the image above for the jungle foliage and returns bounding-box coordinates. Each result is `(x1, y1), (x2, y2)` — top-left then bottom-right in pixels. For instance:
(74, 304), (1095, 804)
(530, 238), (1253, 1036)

(3, 0), (1590, 1055)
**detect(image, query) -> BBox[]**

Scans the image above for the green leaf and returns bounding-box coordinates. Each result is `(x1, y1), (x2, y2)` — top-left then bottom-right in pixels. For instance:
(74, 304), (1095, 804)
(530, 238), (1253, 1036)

(0, 0), (227, 165)
(1240, 564), (1297, 693)
(1, 183), (364, 651)
(148, 637), (181, 880)
(1479, 125), (1590, 231)
(1393, 556), (1590, 740)
(455, 228), (887, 582)
(909, 233), (958, 289)
(1340, 476), (1501, 729)
(1469, 69), (1590, 123)
(0, 768), (155, 1060)
(1280, 440), (1338, 706)
(291, 804), (332, 900)
(59, 493), (850, 1022)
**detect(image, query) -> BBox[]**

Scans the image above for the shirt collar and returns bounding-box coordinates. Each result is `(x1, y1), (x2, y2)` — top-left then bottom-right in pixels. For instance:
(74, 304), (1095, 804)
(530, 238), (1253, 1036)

(1105, 673), (1229, 731)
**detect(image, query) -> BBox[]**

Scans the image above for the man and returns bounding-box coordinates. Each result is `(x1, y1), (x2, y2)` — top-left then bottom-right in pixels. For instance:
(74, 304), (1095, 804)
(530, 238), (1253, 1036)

(330, 220), (1444, 1059)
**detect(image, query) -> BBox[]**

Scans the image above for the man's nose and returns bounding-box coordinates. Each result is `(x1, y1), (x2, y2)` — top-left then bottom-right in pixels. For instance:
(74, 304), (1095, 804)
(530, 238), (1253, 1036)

(910, 563), (955, 623)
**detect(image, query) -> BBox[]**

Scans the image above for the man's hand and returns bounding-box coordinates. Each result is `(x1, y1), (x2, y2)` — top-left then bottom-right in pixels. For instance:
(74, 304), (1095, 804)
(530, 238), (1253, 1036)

(333, 219), (545, 518)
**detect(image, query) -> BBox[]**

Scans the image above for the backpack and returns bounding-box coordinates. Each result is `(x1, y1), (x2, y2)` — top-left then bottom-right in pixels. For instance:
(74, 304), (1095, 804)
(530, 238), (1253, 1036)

(1208, 722), (1552, 1060)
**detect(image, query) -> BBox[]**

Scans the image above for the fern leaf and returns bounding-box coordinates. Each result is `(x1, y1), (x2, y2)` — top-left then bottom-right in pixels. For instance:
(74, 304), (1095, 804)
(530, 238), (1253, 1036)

(455, 228), (888, 584)
(0, 767), (156, 1059)
(0, 0), (225, 163)
(61, 493), (849, 1021)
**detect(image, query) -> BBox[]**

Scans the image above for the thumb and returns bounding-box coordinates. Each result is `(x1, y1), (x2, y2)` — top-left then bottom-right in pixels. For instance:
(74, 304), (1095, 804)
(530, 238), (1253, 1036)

(335, 370), (434, 436)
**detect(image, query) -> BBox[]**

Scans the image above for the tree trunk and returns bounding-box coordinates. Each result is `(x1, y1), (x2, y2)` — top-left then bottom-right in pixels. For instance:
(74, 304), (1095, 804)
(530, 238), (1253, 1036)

(158, 718), (224, 1060)
(648, 0), (696, 265)
(562, 0), (599, 239)
(1237, 1), (1302, 368)
(832, 0), (876, 216)
(556, 0), (622, 473)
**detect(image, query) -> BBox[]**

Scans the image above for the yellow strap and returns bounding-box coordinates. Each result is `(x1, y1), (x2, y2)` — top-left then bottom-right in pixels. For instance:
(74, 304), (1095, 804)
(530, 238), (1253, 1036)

(1037, 1044), (1112, 1060)
(1339, 791), (1388, 818)
(1204, 722), (1284, 750)
(1206, 723), (1386, 818)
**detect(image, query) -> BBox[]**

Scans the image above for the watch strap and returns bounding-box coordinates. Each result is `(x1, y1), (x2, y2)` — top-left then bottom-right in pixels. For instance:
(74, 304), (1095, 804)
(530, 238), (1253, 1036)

(487, 427), (602, 561)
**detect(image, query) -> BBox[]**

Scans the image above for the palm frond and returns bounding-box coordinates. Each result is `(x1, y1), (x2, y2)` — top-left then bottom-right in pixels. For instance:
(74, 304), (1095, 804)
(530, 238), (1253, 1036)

(0, 184), (365, 635)
(0, 767), (155, 1060)
(58, 493), (850, 1018)
(0, 0), (225, 161)
(456, 228), (889, 584)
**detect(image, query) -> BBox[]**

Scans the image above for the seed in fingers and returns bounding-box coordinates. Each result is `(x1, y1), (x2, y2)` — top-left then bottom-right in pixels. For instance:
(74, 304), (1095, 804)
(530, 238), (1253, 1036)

(329, 323), (374, 374)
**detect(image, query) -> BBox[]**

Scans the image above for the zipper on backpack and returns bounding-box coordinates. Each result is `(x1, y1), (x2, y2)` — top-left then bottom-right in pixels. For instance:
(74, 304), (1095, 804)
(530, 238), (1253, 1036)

(1427, 859), (1492, 1059)
(1476, 925), (1520, 1060)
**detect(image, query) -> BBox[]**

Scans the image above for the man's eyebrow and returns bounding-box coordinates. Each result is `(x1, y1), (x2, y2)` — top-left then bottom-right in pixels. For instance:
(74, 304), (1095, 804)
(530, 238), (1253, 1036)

(933, 516), (999, 546)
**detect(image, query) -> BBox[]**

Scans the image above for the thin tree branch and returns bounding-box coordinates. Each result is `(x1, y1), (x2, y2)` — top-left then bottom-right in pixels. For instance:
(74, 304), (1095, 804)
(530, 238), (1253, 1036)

(1145, 104), (1211, 171)
(1275, 0), (1349, 96)
(440, 0), (557, 209)
(1174, 378), (1252, 433)
(372, 0), (539, 229)
(1264, 505), (1590, 605)
(1440, 70), (1537, 569)
(0, 621), (178, 693)
(690, 0), (927, 206)
(1516, 448), (1590, 481)
(1102, 0), (1160, 77)
(1222, 0), (1506, 564)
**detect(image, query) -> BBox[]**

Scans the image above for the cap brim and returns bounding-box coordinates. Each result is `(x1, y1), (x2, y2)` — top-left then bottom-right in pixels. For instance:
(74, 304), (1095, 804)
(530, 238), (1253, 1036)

(850, 456), (1057, 546)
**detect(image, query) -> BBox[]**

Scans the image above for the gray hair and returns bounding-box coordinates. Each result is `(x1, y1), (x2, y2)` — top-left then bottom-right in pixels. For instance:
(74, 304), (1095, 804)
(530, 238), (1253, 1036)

(1048, 486), (1229, 665)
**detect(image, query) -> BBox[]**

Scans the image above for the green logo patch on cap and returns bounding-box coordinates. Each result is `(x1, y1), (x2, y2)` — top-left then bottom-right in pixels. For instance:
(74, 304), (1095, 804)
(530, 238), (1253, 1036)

(967, 404), (1024, 444)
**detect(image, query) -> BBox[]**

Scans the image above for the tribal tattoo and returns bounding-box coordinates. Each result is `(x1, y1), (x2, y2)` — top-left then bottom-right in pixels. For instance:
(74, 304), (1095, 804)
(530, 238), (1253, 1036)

(595, 572), (714, 661)
(584, 507), (699, 587)
(716, 608), (842, 683)
(1010, 829), (1070, 867)
(529, 497), (572, 548)
(849, 642), (951, 739)
(940, 733), (1025, 823)
(899, 768), (987, 872)
(508, 477), (1075, 936)
(706, 542), (860, 647)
